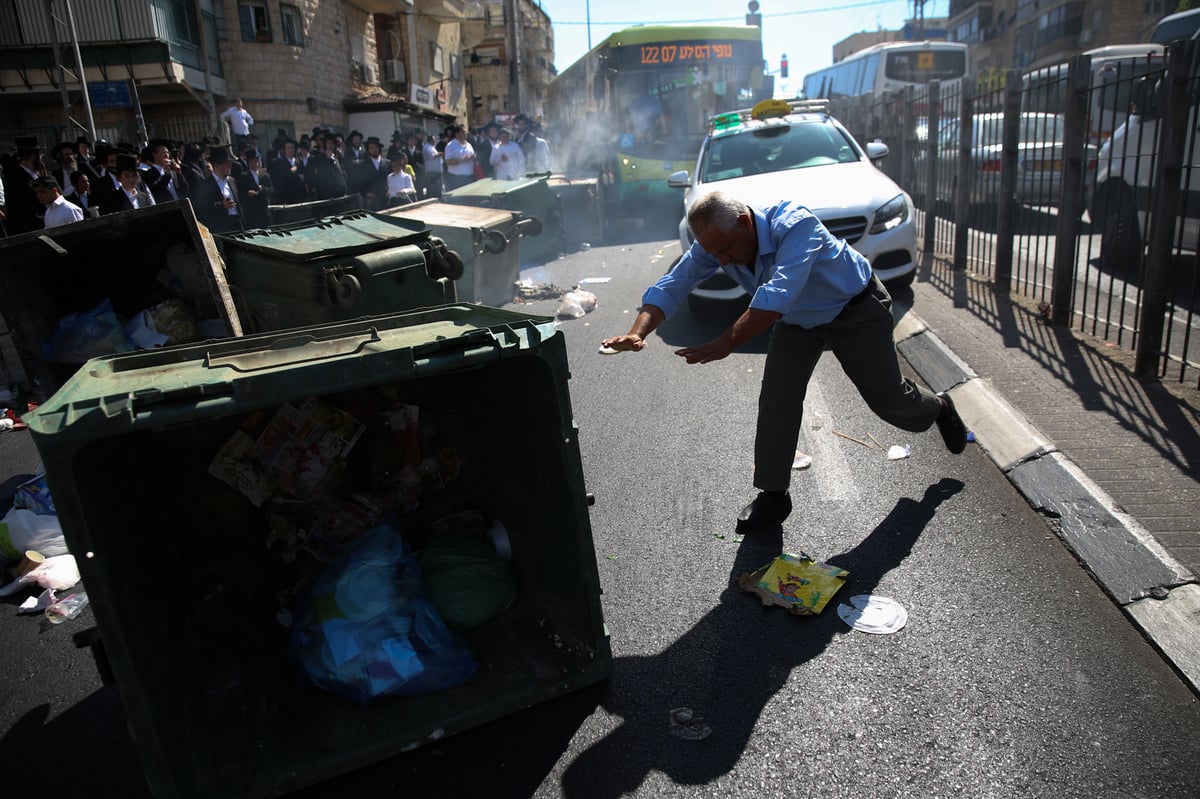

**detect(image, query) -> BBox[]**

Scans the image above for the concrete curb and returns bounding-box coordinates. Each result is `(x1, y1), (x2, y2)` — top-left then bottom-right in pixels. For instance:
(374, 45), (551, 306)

(894, 305), (1200, 693)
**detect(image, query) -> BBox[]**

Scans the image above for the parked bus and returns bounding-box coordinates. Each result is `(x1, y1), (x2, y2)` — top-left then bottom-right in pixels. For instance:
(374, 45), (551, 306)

(546, 24), (768, 223)
(801, 40), (969, 105)
(1021, 44), (1165, 146)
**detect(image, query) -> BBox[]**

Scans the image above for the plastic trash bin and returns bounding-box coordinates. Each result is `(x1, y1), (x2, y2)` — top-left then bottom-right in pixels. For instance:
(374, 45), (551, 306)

(441, 176), (562, 265)
(217, 210), (464, 333)
(26, 304), (612, 799)
(547, 176), (605, 252)
(0, 200), (243, 398)
(383, 199), (537, 307)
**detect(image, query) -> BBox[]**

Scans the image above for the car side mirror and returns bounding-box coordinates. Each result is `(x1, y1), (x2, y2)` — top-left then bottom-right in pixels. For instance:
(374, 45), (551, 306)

(667, 169), (691, 188)
(865, 141), (889, 161)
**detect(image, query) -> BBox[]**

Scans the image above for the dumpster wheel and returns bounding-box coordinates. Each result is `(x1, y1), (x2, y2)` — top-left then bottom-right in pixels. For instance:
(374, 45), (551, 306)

(327, 272), (363, 308)
(482, 229), (509, 254)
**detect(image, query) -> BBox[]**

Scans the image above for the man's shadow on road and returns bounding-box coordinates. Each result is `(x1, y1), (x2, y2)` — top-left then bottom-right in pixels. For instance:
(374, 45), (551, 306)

(561, 477), (964, 797)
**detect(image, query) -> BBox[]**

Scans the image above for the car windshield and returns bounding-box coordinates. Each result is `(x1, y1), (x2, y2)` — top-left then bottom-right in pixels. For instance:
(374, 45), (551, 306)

(700, 123), (859, 182)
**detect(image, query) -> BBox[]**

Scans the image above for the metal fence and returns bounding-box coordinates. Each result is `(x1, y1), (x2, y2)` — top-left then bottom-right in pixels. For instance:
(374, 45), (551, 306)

(830, 44), (1199, 386)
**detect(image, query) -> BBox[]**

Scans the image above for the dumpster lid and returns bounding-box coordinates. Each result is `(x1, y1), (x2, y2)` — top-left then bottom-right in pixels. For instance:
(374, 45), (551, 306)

(442, 176), (548, 201)
(384, 200), (520, 230)
(26, 304), (558, 435)
(217, 211), (431, 261)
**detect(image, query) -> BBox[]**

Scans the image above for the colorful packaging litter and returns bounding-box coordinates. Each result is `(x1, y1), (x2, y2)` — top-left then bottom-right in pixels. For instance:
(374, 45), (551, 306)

(737, 553), (848, 615)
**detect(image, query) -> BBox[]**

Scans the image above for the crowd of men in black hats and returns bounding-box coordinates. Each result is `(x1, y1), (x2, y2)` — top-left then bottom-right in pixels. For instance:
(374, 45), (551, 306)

(0, 115), (551, 238)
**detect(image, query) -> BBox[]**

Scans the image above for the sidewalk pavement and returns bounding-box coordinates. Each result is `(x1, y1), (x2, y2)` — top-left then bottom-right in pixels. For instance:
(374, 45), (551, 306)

(895, 255), (1200, 693)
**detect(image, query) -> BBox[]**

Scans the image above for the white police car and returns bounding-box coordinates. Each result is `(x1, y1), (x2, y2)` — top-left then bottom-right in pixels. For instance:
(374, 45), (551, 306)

(667, 99), (917, 301)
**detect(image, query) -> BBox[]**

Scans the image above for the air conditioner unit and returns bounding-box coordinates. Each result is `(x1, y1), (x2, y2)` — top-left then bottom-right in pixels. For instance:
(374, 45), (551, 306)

(384, 59), (405, 83)
(361, 63), (378, 84)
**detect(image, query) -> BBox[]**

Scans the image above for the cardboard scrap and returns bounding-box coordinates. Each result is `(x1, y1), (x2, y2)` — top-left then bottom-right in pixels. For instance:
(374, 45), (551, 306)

(738, 553), (848, 615)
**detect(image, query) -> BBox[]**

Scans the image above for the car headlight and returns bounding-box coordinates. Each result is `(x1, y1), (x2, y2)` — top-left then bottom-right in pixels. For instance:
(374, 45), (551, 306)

(869, 194), (909, 234)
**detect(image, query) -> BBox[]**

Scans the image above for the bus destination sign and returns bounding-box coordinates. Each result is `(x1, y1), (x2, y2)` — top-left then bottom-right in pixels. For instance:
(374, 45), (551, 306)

(639, 42), (735, 64)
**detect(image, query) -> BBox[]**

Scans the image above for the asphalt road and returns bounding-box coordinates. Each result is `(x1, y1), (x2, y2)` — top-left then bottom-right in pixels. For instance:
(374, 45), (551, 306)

(1, 231), (1198, 798)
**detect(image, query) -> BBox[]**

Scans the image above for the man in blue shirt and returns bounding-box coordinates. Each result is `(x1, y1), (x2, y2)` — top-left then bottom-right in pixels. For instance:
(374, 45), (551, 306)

(601, 191), (966, 531)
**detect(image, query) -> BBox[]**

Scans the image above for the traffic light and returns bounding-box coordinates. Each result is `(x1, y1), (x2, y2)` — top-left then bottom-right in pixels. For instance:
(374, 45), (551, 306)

(780, 54), (788, 79)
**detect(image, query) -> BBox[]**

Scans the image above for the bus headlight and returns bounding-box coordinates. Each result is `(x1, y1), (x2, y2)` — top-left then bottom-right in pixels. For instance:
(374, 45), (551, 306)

(869, 194), (909, 234)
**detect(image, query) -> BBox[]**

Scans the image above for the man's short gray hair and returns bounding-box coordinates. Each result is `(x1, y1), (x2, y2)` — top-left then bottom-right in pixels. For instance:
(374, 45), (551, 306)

(687, 191), (748, 234)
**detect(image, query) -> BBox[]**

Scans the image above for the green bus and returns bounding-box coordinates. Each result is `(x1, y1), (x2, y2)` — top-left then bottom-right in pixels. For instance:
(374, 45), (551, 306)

(547, 24), (769, 226)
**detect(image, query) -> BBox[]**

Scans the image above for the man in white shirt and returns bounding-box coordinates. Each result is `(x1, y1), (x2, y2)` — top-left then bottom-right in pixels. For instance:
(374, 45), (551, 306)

(33, 176), (84, 228)
(489, 128), (526, 181)
(422, 134), (444, 198)
(443, 125), (477, 191)
(528, 122), (553, 175)
(221, 97), (254, 154)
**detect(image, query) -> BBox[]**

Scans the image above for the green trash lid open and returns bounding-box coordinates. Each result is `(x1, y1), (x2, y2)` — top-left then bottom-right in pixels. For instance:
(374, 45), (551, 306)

(218, 211), (431, 261)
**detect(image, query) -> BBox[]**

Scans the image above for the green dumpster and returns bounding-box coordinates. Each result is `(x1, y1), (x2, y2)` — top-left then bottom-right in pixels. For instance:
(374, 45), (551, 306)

(218, 211), (464, 333)
(441, 176), (563, 266)
(383, 199), (538, 307)
(0, 200), (242, 398)
(547, 175), (605, 251)
(26, 304), (612, 799)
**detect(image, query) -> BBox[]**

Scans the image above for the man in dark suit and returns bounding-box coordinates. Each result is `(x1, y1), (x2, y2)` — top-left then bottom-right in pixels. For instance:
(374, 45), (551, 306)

(2, 136), (47, 234)
(74, 137), (100, 183)
(141, 138), (187, 205)
(64, 171), (95, 217)
(267, 137), (306, 205)
(349, 135), (389, 210)
(101, 152), (153, 214)
(236, 149), (272, 229)
(192, 145), (244, 233)
(48, 141), (79, 194)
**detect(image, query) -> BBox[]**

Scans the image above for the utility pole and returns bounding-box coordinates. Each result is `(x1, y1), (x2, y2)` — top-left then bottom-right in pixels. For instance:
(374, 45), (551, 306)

(914, 0), (926, 40)
(44, 0), (96, 141)
(505, 0), (523, 113)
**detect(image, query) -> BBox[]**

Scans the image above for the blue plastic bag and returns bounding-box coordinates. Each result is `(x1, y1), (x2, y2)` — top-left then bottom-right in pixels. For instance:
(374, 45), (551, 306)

(42, 298), (136, 364)
(289, 517), (477, 703)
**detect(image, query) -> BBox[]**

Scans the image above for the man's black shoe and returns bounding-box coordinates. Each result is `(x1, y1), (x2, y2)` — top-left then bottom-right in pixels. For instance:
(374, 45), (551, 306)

(936, 392), (967, 454)
(736, 491), (792, 531)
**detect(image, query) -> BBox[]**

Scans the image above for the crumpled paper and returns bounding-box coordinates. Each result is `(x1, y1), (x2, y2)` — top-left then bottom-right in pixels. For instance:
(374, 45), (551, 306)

(738, 553), (848, 615)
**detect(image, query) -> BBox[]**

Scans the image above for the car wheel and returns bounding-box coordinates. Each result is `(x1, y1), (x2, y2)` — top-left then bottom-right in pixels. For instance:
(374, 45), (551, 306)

(1099, 192), (1142, 276)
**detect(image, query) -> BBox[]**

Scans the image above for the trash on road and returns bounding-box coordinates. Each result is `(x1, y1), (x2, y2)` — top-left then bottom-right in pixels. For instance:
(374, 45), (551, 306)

(513, 278), (563, 301)
(837, 594), (908, 634)
(577, 276), (610, 284)
(0, 553), (80, 596)
(791, 451), (813, 470)
(833, 429), (873, 448)
(738, 553), (848, 615)
(17, 587), (57, 615)
(0, 505), (67, 559)
(45, 590), (89, 624)
(557, 288), (598, 319)
(886, 444), (911, 461)
(668, 707), (712, 740)
(598, 345), (619, 355)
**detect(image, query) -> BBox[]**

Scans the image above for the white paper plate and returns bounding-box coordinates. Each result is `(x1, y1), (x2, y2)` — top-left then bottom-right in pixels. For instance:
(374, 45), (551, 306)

(837, 594), (908, 634)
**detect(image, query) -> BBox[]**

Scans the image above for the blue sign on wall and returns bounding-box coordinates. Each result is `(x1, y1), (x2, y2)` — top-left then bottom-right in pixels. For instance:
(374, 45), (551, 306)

(88, 81), (131, 109)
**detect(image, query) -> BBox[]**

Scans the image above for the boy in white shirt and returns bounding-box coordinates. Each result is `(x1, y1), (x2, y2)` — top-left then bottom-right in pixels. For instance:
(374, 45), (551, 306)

(489, 128), (526, 181)
(386, 154), (418, 206)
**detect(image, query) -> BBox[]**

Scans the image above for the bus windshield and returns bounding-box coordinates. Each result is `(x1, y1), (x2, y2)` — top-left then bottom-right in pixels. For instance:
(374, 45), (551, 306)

(885, 49), (967, 82)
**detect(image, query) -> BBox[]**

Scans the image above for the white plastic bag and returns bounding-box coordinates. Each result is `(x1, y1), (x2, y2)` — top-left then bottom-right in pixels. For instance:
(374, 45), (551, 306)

(0, 554), (80, 596)
(556, 289), (598, 319)
(0, 507), (68, 561)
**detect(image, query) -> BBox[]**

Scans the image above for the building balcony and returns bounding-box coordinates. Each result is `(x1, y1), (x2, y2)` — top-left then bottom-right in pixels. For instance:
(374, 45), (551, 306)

(0, 0), (224, 95)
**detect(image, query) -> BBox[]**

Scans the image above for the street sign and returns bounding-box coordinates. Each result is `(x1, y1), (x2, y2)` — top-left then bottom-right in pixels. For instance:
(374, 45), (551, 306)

(88, 81), (131, 109)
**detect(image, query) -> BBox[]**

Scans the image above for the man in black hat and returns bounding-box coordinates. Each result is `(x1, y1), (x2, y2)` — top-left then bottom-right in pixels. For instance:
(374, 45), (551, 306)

(72, 136), (100, 184)
(101, 152), (153, 214)
(345, 130), (366, 166)
(268, 136), (306, 204)
(90, 142), (123, 210)
(2, 136), (47, 234)
(349, 135), (388, 210)
(236, 148), (272, 229)
(142, 138), (186, 205)
(476, 121), (500, 179)
(49, 141), (79, 193)
(192, 145), (243, 233)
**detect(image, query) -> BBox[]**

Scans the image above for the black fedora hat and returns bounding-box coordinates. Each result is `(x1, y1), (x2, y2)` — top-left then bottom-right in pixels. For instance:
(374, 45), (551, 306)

(14, 136), (43, 153)
(207, 145), (232, 164)
(114, 152), (140, 173)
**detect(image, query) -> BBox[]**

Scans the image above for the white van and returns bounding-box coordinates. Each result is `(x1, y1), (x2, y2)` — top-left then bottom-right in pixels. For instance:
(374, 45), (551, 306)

(1089, 33), (1199, 267)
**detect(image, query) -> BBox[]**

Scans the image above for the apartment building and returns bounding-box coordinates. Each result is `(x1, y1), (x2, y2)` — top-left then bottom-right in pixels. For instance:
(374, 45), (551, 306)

(0, 0), (540, 150)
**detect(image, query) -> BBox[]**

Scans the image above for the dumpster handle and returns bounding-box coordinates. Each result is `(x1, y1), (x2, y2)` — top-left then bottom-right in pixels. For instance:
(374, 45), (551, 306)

(204, 328), (383, 372)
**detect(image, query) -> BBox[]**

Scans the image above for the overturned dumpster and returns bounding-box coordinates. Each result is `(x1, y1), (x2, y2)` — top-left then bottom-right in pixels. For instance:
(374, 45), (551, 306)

(25, 304), (613, 799)
(0, 200), (242, 398)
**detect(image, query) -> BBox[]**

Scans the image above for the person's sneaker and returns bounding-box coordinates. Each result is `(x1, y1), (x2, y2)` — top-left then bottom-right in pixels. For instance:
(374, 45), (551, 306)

(935, 392), (967, 454)
(736, 491), (792, 531)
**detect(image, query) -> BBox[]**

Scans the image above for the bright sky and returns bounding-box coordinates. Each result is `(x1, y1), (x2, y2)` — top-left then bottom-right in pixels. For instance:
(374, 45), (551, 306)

(536, 0), (950, 97)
